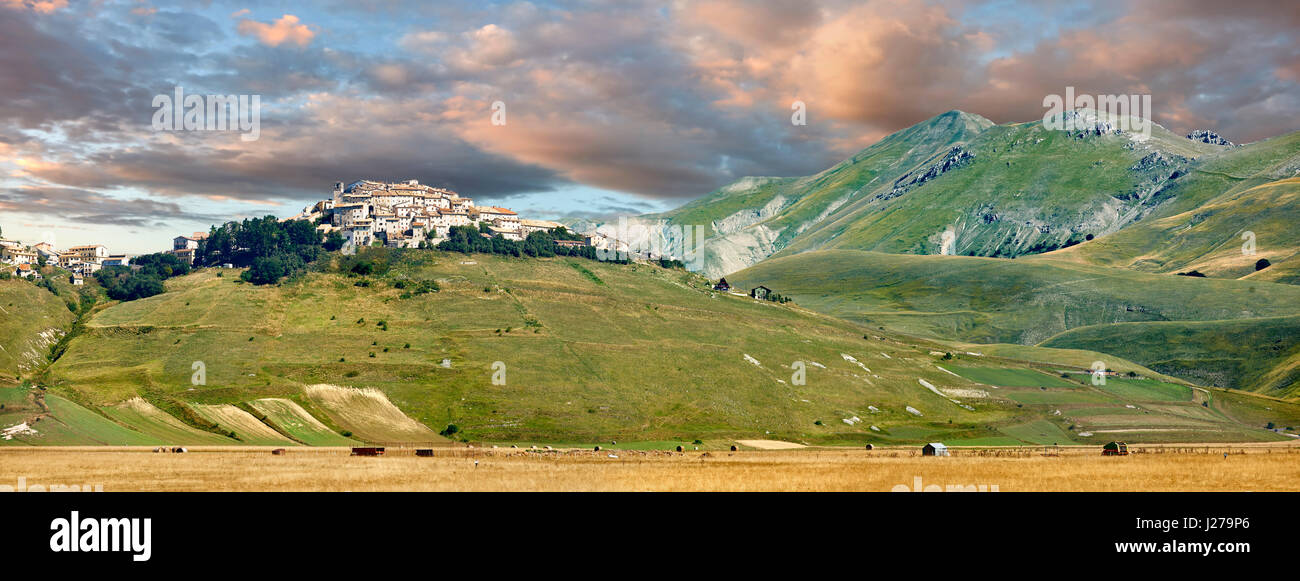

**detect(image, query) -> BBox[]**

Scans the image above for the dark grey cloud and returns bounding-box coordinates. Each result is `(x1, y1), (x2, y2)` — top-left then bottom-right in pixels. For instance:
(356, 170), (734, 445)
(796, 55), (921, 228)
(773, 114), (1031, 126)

(0, 186), (222, 227)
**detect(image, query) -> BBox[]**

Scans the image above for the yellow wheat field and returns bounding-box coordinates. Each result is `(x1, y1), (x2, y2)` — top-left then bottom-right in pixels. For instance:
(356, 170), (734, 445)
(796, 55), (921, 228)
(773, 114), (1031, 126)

(2, 444), (1299, 492)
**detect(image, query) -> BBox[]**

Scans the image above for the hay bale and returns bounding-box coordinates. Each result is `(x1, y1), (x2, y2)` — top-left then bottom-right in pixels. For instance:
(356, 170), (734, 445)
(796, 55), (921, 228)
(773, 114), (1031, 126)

(271, 448), (286, 455)
(675, 445), (684, 452)
(730, 445), (738, 451)
(865, 444), (874, 450)
(594, 445), (602, 451)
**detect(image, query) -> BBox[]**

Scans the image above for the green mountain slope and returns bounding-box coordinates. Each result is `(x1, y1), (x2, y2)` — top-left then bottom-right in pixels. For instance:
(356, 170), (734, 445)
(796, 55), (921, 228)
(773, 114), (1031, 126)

(616, 109), (1262, 277)
(1054, 129), (1300, 281)
(777, 115), (1222, 259)
(604, 111), (996, 276)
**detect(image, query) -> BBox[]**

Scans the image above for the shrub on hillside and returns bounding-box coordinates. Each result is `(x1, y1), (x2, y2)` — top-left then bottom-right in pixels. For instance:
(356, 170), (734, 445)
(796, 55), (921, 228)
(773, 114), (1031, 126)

(242, 255), (296, 285)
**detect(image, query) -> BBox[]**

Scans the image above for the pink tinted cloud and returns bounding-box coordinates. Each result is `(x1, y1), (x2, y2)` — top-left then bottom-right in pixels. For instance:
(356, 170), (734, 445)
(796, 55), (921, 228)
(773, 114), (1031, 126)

(236, 14), (316, 48)
(1, 0), (66, 13)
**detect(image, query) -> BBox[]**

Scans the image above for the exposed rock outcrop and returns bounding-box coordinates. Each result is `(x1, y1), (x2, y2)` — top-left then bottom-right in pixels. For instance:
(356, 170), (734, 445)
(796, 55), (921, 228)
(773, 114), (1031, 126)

(884, 146), (975, 199)
(1186, 129), (1233, 146)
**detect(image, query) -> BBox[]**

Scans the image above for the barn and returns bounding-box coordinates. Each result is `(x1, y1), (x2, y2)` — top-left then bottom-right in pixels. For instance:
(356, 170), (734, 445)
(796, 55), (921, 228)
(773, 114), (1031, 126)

(1102, 442), (1129, 456)
(922, 443), (949, 456)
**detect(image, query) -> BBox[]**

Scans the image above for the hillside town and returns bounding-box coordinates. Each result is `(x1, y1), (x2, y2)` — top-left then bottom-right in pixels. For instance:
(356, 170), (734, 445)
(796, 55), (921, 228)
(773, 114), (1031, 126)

(1, 179), (634, 280)
(293, 179), (609, 251)
(0, 237), (132, 284)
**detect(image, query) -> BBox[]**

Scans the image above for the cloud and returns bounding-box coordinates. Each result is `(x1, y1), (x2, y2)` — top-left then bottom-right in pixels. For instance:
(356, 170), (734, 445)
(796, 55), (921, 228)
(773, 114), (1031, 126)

(1, 0), (66, 14)
(236, 14), (315, 48)
(0, 185), (221, 227)
(0, 0), (1296, 253)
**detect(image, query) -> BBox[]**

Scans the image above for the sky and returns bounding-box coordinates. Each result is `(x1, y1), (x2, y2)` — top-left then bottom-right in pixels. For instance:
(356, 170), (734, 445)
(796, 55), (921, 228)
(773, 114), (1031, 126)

(0, 0), (1297, 254)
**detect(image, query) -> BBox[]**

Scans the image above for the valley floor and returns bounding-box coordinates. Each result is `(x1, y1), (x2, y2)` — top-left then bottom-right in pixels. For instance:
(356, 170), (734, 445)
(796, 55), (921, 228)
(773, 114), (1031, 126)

(3, 444), (1299, 492)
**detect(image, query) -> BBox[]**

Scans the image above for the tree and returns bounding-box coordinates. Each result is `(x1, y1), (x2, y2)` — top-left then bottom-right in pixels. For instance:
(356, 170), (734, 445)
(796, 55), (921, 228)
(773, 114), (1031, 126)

(323, 231), (346, 251)
(243, 255), (294, 285)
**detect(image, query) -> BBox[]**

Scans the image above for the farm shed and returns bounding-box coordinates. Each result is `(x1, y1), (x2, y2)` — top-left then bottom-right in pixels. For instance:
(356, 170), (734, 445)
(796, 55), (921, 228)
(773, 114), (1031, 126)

(415, 449), (434, 457)
(922, 443), (949, 457)
(1102, 442), (1129, 456)
(351, 447), (386, 456)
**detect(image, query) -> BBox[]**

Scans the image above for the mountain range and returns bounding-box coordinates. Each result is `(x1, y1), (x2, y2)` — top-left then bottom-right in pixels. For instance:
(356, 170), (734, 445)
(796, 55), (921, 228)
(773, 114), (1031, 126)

(627, 109), (1299, 397)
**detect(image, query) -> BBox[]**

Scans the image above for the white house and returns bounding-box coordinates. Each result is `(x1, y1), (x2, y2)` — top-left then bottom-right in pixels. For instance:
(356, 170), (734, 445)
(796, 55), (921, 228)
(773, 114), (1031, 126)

(1, 245), (36, 265)
(520, 219), (563, 235)
(487, 225), (523, 241)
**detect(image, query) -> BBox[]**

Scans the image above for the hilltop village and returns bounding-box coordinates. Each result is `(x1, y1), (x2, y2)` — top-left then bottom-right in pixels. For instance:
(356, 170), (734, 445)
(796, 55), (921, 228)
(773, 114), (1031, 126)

(0, 179), (636, 277)
(296, 179), (598, 251)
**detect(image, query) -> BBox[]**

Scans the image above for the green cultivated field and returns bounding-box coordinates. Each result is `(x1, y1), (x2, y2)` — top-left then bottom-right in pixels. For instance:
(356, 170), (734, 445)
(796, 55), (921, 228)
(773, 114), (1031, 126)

(945, 366), (1078, 388)
(1085, 375), (1193, 402)
(0, 389), (160, 446)
(246, 398), (359, 446)
(999, 420), (1076, 445)
(99, 398), (234, 445)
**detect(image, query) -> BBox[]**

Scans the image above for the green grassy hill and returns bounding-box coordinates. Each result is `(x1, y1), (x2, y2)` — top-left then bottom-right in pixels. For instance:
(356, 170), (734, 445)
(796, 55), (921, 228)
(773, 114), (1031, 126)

(0, 278), (75, 380)
(1040, 316), (1300, 397)
(3, 249), (1286, 446)
(728, 249), (1300, 397)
